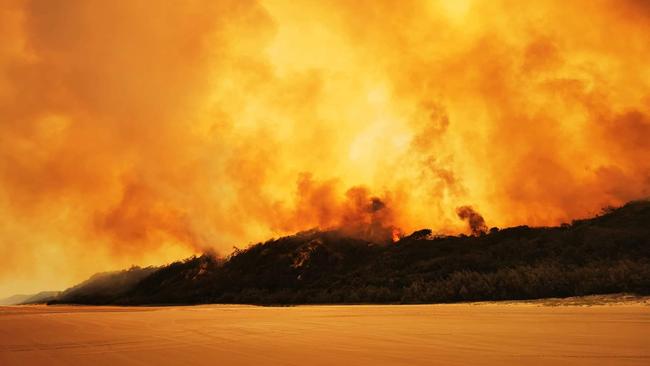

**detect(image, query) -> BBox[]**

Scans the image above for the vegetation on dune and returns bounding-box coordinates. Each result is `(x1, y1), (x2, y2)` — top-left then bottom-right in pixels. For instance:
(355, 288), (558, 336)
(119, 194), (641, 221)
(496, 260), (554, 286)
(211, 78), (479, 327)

(48, 200), (650, 305)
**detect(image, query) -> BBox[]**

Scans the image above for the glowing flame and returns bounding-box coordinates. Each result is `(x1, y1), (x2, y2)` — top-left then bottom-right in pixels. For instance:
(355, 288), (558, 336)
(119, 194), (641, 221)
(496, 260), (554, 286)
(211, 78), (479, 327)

(391, 229), (402, 243)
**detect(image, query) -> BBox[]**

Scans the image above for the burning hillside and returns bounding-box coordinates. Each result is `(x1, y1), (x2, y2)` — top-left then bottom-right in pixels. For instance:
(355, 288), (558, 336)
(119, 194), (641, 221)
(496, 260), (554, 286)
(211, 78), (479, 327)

(42, 200), (650, 305)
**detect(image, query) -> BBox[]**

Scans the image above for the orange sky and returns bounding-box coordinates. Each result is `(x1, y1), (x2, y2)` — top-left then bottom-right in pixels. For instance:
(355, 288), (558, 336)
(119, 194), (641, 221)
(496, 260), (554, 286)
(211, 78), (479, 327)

(1, 0), (649, 297)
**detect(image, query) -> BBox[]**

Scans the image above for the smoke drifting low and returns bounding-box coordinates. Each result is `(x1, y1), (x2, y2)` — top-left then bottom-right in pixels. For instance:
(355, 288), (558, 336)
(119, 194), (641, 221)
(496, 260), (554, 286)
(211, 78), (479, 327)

(1, 0), (650, 296)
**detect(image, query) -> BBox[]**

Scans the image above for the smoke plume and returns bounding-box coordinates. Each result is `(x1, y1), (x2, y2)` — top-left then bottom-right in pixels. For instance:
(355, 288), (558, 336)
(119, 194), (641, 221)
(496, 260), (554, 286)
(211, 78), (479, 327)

(456, 206), (488, 236)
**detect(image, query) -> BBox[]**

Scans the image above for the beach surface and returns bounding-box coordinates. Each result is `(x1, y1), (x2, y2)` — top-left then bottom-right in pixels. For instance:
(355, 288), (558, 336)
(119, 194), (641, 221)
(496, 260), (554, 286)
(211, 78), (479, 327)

(1, 299), (648, 366)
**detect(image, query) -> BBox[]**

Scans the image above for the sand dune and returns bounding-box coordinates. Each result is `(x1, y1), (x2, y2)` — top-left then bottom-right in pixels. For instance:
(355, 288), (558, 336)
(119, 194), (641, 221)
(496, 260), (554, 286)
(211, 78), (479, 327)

(0, 302), (648, 366)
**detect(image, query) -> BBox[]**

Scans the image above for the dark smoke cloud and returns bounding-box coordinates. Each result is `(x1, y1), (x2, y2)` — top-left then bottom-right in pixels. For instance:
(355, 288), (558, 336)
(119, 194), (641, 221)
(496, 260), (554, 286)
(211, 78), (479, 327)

(456, 206), (488, 236)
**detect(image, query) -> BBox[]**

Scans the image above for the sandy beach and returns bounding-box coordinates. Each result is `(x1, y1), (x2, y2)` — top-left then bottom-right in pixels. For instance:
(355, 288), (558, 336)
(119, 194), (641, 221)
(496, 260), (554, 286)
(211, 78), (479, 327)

(0, 300), (648, 366)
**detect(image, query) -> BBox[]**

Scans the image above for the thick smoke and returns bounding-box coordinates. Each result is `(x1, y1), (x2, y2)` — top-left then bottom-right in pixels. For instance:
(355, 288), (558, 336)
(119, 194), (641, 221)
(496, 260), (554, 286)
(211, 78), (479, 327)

(456, 206), (488, 236)
(278, 174), (397, 243)
(1, 0), (650, 296)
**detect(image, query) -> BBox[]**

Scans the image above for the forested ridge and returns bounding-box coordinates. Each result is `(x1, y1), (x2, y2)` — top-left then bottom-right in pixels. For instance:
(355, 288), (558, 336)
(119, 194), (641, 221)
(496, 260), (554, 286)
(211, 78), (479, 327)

(47, 200), (650, 305)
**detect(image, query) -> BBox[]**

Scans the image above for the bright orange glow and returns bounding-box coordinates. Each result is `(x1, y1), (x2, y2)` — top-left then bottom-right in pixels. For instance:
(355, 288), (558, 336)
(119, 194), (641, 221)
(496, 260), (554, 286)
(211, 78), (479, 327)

(1, 0), (649, 296)
(392, 229), (402, 243)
